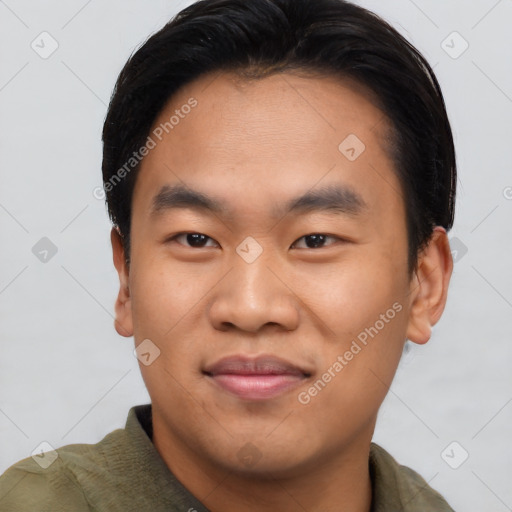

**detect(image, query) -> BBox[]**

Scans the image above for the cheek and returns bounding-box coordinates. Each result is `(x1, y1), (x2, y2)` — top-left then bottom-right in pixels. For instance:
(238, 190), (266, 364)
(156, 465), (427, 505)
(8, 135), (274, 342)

(297, 294), (408, 434)
(129, 255), (199, 341)
(298, 246), (410, 397)
(294, 250), (407, 338)
(130, 263), (204, 396)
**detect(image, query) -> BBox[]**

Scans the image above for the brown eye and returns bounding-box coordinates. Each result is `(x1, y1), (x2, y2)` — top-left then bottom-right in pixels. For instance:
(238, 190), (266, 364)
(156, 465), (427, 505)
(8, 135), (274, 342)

(170, 232), (219, 248)
(291, 234), (340, 249)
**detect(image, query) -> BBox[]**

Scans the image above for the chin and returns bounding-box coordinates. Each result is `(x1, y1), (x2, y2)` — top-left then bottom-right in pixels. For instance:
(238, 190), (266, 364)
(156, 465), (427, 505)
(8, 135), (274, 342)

(210, 438), (317, 479)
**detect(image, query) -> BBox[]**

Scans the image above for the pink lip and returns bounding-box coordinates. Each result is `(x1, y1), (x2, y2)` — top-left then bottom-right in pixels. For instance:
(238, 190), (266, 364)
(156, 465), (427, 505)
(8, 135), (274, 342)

(203, 355), (310, 401)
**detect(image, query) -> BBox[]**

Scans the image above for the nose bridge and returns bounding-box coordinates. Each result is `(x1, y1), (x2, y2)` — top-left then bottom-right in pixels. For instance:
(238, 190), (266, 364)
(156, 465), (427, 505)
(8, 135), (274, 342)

(208, 241), (299, 332)
(234, 244), (276, 303)
(229, 232), (278, 285)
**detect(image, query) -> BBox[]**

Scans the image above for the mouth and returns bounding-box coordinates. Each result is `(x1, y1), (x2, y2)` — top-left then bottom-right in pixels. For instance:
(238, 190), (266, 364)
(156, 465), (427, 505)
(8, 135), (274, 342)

(203, 355), (311, 401)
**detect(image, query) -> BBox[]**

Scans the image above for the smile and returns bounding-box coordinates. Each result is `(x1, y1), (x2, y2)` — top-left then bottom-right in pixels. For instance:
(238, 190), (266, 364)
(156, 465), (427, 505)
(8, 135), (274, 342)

(203, 355), (311, 401)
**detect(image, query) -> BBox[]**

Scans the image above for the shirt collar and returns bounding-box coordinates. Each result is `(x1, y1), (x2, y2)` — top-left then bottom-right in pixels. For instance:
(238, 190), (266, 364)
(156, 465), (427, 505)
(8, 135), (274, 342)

(126, 404), (451, 512)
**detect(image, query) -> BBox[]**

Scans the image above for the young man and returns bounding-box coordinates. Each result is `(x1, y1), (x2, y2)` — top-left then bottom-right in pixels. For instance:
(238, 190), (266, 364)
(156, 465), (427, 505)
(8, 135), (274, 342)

(0, 0), (456, 510)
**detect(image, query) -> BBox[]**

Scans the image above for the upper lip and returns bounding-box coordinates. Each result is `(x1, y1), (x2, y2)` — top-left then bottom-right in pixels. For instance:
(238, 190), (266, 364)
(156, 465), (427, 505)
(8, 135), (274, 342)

(203, 355), (311, 377)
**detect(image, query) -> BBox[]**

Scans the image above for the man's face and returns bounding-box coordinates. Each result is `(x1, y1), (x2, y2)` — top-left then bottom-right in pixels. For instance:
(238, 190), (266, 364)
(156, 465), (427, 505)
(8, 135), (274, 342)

(116, 71), (421, 475)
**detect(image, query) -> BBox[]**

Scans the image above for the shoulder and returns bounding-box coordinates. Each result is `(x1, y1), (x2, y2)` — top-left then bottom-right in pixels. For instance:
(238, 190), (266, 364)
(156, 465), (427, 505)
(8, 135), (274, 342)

(0, 426), (129, 512)
(370, 442), (456, 511)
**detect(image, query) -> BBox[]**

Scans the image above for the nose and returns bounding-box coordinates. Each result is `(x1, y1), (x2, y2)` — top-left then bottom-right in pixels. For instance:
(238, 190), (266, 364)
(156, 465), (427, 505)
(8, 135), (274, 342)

(207, 248), (300, 333)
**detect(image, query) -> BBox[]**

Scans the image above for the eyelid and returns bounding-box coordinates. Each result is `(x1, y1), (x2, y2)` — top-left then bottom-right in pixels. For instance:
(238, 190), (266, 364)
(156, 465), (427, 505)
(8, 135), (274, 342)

(165, 232), (347, 250)
(167, 232), (220, 248)
(291, 234), (343, 249)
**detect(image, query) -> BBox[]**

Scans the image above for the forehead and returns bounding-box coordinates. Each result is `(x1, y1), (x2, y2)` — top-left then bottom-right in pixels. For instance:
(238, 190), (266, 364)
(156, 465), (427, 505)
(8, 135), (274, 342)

(162, 70), (392, 154)
(134, 70), (402, 223)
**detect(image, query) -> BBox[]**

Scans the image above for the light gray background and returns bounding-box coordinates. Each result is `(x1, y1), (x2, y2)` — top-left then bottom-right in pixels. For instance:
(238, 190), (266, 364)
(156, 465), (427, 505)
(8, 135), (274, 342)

(0, 0), (511, 510)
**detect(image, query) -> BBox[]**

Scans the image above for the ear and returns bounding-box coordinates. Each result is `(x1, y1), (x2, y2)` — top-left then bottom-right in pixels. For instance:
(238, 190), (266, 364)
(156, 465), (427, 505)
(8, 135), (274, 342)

(406, 226), (453, 345)
(111, 228), (133, 338)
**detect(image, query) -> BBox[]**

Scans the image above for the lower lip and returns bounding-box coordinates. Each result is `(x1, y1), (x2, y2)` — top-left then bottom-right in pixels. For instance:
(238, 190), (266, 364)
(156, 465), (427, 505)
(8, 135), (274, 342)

(207, 374), (305, 400)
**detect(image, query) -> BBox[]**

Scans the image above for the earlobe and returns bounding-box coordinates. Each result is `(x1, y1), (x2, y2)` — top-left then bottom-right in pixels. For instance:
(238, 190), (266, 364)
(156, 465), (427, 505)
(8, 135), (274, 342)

(406, 227), (453, 345)
(111, 228), (134, 338)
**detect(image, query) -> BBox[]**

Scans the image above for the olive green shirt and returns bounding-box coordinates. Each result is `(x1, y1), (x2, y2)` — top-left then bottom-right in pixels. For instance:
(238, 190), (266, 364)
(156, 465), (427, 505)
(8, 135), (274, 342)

(0, 404), (454, 511)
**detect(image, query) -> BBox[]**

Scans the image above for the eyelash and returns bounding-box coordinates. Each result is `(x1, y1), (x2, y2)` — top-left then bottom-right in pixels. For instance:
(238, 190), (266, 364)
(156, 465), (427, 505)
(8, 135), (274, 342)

(166, 232), (343, 249)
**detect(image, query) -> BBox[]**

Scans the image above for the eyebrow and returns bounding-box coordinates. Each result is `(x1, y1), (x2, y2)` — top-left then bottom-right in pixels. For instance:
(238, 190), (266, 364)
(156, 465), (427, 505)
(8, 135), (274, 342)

(150, 183), (367, 219)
